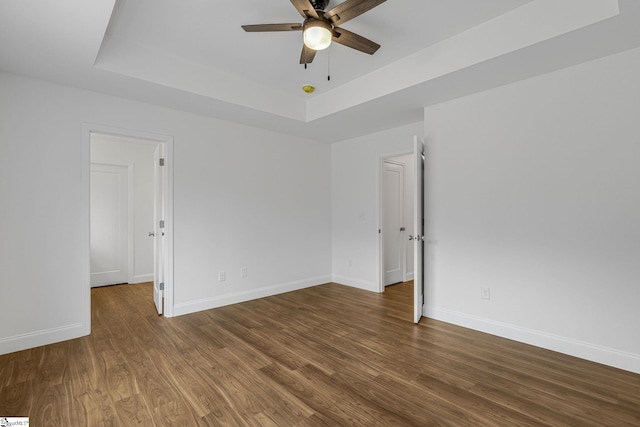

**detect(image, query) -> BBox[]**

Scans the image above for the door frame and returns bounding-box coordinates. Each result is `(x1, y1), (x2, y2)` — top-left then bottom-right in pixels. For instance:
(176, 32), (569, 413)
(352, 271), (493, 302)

(82, 123), (175, 331)
(377, 150), (412, 293)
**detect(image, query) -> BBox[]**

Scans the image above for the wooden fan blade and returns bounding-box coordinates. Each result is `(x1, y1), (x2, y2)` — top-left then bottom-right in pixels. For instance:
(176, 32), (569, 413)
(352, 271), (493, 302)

(300, 44), (317, 64)
(332, 27), (380, 55)
(290, 0), (319, 19)
(242, 23), (302, 32)
(326, 0), (386, 26)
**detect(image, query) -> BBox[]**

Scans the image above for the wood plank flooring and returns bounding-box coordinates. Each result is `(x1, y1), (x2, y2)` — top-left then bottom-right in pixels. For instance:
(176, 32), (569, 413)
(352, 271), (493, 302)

(1, 281), (639, 426)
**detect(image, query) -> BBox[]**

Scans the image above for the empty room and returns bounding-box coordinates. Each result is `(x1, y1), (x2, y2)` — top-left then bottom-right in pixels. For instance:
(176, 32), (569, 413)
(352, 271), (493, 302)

(1, 0), (639, 425)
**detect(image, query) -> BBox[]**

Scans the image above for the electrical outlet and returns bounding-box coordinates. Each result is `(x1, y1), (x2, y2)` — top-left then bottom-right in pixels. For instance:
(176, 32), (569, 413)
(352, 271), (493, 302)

(240, 267), (248, 278)
(481, 287), (491, 300)
(219, 271), (226, 282)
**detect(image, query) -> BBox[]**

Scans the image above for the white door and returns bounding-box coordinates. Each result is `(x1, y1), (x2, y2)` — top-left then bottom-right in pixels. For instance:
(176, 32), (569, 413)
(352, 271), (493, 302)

(413, 137), (425, 323)
(90, 164), (129, 287)
(153, 145), (165, 315)
(383, 161), (405, 286)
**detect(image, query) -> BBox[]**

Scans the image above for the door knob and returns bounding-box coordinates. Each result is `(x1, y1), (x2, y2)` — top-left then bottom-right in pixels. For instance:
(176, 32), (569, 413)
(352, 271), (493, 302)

(409, 235), (414, 240)
(148, 231), (155, 237)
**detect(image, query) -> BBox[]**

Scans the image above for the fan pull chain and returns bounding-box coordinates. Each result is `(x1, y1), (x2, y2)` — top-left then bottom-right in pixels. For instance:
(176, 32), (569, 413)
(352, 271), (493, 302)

(327, 48), (331, 81)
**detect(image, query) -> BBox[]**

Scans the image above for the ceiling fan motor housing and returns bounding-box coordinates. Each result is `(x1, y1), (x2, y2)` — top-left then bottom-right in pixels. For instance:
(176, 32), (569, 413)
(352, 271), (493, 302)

(310, 0), (329, 12)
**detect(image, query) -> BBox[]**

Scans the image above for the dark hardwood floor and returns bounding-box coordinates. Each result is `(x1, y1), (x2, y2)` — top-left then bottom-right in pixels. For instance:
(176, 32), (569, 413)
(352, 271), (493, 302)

(1, 281), (639, 426)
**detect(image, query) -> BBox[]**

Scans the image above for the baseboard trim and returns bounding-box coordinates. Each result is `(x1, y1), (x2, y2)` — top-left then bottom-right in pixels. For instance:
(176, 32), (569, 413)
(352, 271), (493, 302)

(0, 323), (88, 356)
(331, 275), (379, 293)
(132, 274), (153, 284)
(425, 306), (640, 375)
(173, 275), (332, 317)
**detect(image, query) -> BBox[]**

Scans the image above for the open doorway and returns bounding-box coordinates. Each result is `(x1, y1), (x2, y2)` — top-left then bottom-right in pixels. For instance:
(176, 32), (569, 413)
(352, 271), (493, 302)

(82, 124), (174, 330)
(379, 137), (425, 323)
(90, 134), (155, 288)
(380, 153), (414, 322)
(381, 155), (414, 287)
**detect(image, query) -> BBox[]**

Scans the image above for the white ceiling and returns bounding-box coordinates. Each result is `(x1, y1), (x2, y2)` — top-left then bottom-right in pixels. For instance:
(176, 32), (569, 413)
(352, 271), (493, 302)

(103, 0), (530, 95)
(1, 0), (639, 142)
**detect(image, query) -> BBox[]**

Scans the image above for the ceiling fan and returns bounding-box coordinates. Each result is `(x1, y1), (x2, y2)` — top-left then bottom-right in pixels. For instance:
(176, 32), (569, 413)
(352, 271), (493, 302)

(242, 0), (386, 65)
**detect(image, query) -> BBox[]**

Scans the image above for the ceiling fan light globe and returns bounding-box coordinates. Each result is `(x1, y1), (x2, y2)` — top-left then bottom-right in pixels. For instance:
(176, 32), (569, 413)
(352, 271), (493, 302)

(303, 22), (332, 50)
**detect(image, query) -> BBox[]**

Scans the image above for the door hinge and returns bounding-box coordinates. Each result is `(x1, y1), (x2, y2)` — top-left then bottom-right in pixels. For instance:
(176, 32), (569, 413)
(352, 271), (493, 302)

(159, 158), (165, 166)
(159, 220), (165, 228)
(159, 282), (164, 291)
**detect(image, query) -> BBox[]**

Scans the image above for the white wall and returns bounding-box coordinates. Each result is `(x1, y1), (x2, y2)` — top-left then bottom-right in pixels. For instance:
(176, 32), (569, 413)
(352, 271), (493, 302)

(0, 71), (332, 354)
(331, 122), (424, 291)
(423, 46), (640, 373)
(91, 135), (156, 283)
